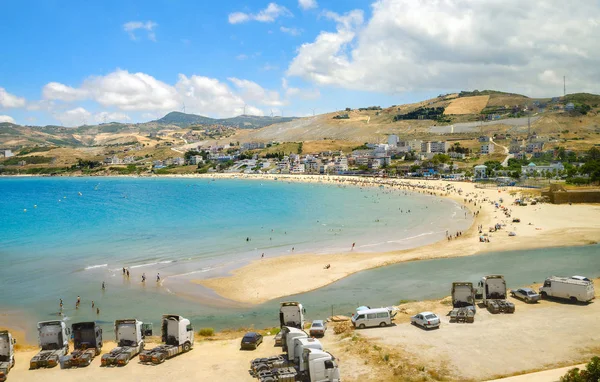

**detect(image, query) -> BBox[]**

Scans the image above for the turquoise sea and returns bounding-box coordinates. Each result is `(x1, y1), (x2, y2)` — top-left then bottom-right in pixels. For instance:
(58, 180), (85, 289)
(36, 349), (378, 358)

(0, 176), (470, 339)
(2, 177), (596, 341)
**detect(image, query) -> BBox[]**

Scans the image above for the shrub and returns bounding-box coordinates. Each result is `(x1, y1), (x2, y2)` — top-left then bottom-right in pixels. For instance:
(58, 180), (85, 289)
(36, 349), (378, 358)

(561, 356), (600, 382)
(333, 321), (353, 335)
(198, 328), (215, 337)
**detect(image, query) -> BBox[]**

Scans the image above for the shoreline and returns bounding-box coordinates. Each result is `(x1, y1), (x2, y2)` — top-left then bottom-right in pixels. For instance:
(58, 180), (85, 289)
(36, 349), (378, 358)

(188, 173), (600, 304)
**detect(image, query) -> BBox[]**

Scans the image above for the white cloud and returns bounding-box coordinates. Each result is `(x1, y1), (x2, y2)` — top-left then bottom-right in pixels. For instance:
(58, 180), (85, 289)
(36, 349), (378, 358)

(0, 87), (26, 108)
(0, 115), (15, 123)
(280, 26), (303, 36)
(43, 82), (88, 101)
(57, 107), (92, 127)
(262, 63), (279, 71)
(236, 54), (248, 60)
(282, 77), (320, 100)
(228, 77), (284, 107)
(288, 0), (600, 96)
(123, 20), (157, 41)
(176, 74), (263, 117)
(228, 3), (292, 24)
(83, 70), (179, 111)
(298, 0), (318, 10)
(94, 111), (131, 123)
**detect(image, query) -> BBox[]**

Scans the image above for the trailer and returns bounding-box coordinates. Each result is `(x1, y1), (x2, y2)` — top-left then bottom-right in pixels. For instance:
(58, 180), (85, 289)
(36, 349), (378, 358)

(477, 275), (515, 314)
(101, 319), (152, 366)
(251, 326), (340, 382)
(0, 331), (16, 382)
(30, 320), (70, 369)
(449, 282), (476, 323)
(61, 322), (103, 368)
(275, 302), (306, 346)
(139, 315), (193, 364)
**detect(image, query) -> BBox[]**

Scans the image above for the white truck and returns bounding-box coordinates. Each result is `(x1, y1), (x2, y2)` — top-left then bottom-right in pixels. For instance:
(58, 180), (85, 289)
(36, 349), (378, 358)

(30, 320), (70, 369)
(139, 315), (193, 364)
(61, 322), (103, 368)
(251, 326), (340, 382)
(449, 282), (476, 323)
(0, 331), (16, 382)
(539, 276), (595, 303)
(275, 302), (306, 346)
(101, 319), (152, 366)
(477, 275), (515, 314)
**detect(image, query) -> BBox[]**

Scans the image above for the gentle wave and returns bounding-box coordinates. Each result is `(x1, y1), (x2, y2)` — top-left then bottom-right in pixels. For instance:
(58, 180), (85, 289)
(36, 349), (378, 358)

(84, 264), (107, 270)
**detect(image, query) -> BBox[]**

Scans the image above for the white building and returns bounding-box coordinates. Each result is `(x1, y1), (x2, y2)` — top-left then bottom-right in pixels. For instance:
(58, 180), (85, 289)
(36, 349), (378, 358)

(0, 149), (14, 158)
(407, 139), (423, 152)
(521, 162), (564, 176)
(474, 164), (487, 179)
(387, 134), (399, 147)
(189, 155), (205, 165)
(481, 143), (495, 155)
(334, 156), (348, 173)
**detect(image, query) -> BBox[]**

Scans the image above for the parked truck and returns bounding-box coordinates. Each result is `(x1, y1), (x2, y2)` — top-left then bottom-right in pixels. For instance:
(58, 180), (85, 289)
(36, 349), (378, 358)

(61, 322), (103, 368)
(30, 320), (70, 369)
(0, 331), (16, 382)
(449, 282), (476, 323)
(101, 319), (152, 366)
(477, 275), (515, 314)
(275, 302), (306, 346)
(539, 276), (595, 303)
(251, 326), (340, 382)
(139, 315), (193, 364)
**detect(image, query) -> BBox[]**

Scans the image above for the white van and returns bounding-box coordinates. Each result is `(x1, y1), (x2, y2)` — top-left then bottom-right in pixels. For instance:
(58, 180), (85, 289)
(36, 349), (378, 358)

(539, 276), (595, 303)
(351, 308), (394, 329)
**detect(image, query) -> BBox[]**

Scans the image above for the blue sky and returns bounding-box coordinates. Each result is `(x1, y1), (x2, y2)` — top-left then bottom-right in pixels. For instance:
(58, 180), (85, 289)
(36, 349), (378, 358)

(0, 0), (597, 126)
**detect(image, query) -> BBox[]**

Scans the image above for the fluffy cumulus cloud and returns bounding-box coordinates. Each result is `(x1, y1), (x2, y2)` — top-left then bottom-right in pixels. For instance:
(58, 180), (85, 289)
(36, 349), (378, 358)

(42, 82), (88, 102)
(42, 69), (288, 121)
(288, 0), (600, 96)
(123, 21), (157, 41)
(0, 87), (26, 108)
(0, 115), (16, 123)
(175, 74), (263, 117)
(298, 0), (318, 10)
(229, 3), (292, 24)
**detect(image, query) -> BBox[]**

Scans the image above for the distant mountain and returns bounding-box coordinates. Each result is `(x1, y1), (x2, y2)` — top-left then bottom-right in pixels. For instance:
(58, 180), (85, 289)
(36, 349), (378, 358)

(157, 111), (298, 129)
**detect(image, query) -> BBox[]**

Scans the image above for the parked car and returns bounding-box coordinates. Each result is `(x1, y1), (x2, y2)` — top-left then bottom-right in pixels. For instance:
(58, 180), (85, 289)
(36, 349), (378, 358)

(410, 312), (440, 329)
(240, 332), (263, 350)
(510, 288), (540, 303)
(309, 320), (327, 337)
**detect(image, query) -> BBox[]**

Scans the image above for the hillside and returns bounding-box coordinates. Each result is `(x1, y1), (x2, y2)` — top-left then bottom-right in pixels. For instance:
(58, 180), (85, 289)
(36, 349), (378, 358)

(157, 111), (298, 129)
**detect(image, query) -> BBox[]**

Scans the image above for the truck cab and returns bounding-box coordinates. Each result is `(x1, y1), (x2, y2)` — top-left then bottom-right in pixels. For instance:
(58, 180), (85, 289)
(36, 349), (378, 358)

(303, 348), (341, 382)
(282, 326), (308, 355)
(280, 302), (305, 329)
(72, 322), (103, 355)
(0, 331), (16, 381)
(30, 320), (70, 369)
(162, 314), (194, 348)
(450, 282), (476, 323)
(478, 275), (515, 314)
(291, 337), (322, 367)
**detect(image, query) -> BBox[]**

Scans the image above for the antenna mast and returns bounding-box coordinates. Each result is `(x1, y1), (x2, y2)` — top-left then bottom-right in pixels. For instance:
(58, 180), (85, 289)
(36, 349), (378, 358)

(182, 103), (186, 113)
(243, 104), (247, 116)
(563, 76), (566, 97)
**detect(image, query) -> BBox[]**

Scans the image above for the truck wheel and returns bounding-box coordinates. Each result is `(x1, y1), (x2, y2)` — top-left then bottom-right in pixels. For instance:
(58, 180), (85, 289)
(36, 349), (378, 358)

(379, 322), (387, 327)
(358, 324), (365, 329)
(255, 363), (269, 373)
(540, 292), (547, 299)
(12, 357), (15, 368)
(262, 377), (276, 382)
(570, 296), (578, 304)
(183, 342), (191, 352)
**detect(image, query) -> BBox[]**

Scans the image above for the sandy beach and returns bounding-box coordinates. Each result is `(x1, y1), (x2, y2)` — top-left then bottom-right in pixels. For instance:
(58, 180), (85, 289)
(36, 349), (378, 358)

(183, 174), (600, 304)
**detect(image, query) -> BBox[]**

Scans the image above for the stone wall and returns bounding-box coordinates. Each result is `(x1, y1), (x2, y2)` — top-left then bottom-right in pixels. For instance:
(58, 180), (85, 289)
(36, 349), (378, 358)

(542, 189), (600, 204)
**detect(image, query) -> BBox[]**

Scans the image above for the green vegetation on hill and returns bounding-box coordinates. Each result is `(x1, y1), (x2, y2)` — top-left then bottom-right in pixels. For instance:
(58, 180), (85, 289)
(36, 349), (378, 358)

(563, 93), (600, 106)
(157, 111), (298, 129)
(459, 90), (527, 98)
(2, 156), (53, 165)
(393, 107), (447, 121)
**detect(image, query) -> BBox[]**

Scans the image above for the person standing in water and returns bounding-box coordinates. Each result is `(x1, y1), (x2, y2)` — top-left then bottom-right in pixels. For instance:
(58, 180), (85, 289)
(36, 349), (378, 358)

(142, 273), (146, 283)
(102, 281), (105, 290)
(156, 273), (160, 282)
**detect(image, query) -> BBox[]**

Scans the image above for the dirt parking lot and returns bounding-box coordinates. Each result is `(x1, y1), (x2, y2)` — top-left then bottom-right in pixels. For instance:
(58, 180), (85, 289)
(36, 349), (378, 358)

(360, 293), (600, 381)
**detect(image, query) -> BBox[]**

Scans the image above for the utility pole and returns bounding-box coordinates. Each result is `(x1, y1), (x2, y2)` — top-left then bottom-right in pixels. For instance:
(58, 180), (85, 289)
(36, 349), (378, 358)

(563, 76), (566, 97)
